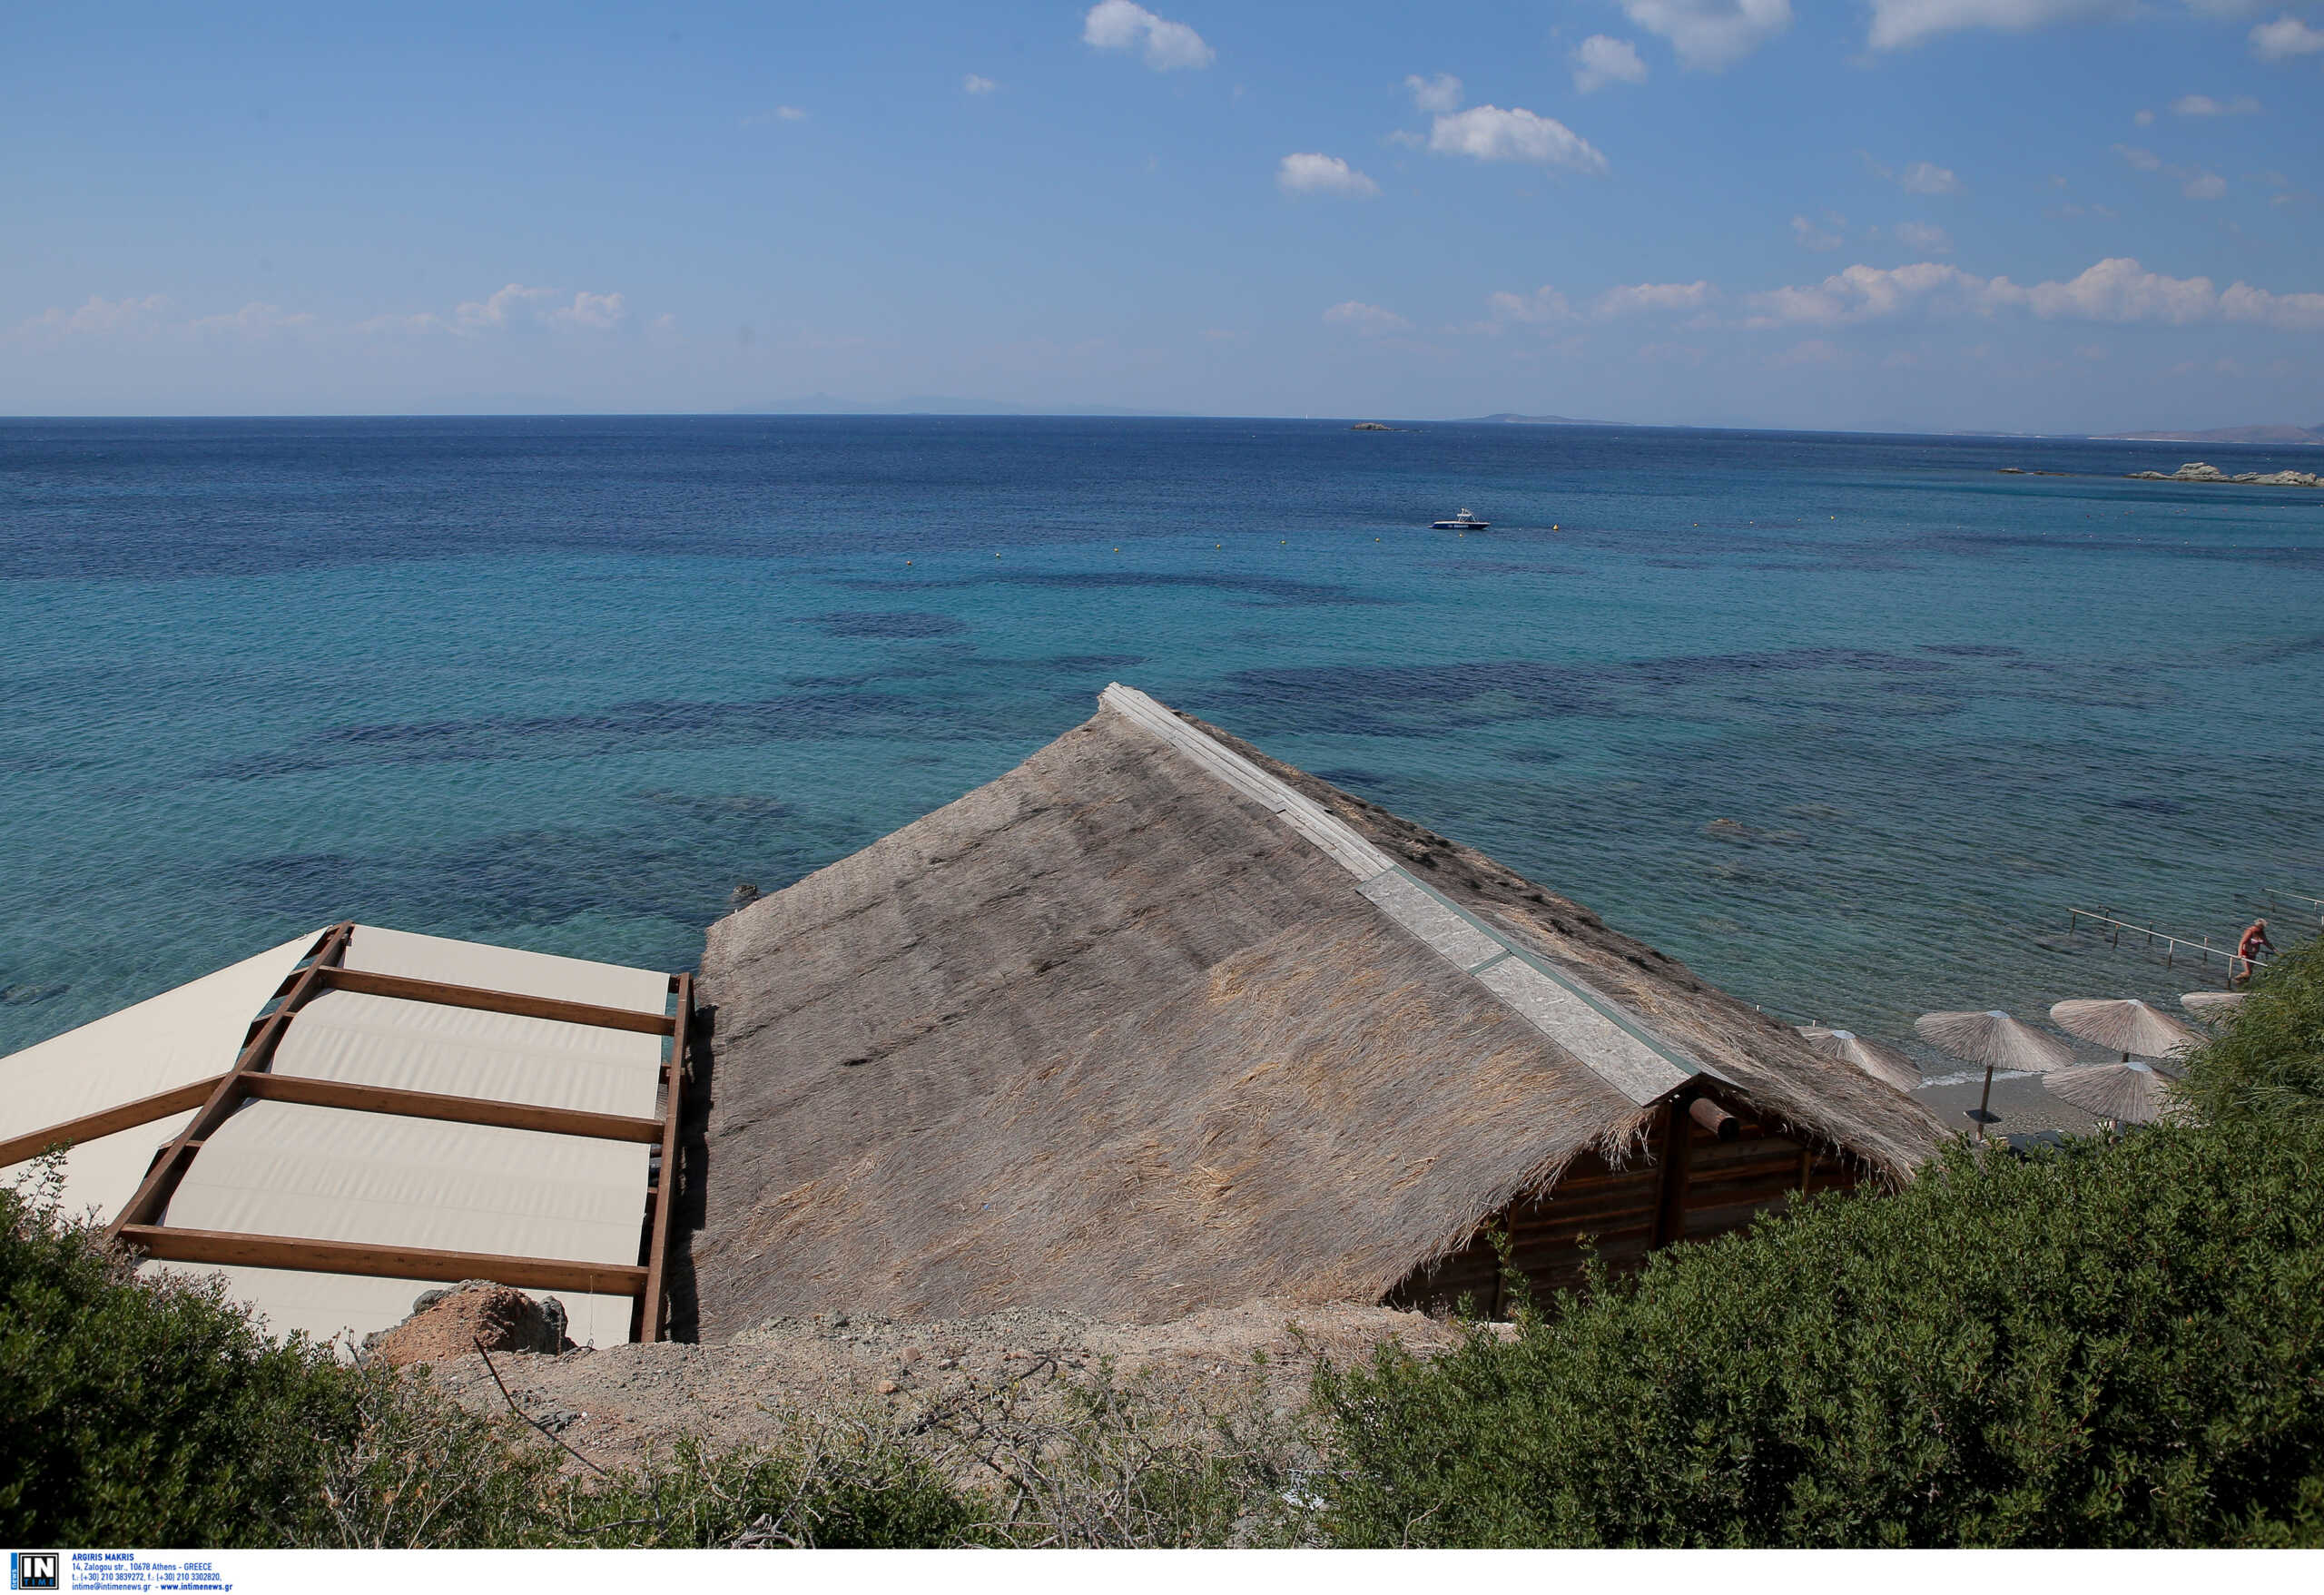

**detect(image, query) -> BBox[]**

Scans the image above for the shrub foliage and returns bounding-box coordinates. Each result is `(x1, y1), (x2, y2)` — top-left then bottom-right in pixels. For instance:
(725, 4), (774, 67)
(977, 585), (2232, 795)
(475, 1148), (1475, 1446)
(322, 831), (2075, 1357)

(0, 1165), (359, 1547)
(1313, 944), (2324, 1547)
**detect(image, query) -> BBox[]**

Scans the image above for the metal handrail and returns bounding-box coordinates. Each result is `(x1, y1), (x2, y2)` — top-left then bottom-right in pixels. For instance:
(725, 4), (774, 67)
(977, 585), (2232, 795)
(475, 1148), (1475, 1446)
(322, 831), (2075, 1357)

(2066, 908), (2272, 975)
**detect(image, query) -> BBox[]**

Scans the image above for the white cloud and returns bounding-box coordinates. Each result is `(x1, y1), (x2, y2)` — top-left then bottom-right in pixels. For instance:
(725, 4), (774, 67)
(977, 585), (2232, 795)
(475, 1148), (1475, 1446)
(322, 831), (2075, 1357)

(1596, 281), (1717, 315)
(1428, 106), (1610, 175)
(2117, 143), (2230, 200)
(1894, 221), (1954, 251)
(777, 105), (809, 121)
(1572, 35), (1650, 92)
(1792, 213), (1846, 251)
(963, 74), (999, 94)
(1484, 286), (1578, 325)
(1082, 1), (1216, 71)
(2171, 93), (2261, 114)
(2134, 107), (2156, 125)
(1900, 161), (1962, 194)
(1323, 300), (1410, 334)
(1748, 255), (2324, 331)
(1277, 153), (1380, 198)
(742, 105), (811, 127)
(550, 290), (626, 330)
(1620, 0), (1793, 71)
(1866, 0), (2131, 53)
(1470, 281), (1714, 332)
(188, 302), (316, 334)
(16, 293), (171, 336)
(1404, 73), (1463, 112)
(2250, 13), (2324, 57)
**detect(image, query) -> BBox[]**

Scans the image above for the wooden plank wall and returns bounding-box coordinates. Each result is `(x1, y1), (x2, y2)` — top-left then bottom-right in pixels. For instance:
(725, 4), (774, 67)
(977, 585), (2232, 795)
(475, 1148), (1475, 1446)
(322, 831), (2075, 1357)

(1385, 1100), (1858, 1317)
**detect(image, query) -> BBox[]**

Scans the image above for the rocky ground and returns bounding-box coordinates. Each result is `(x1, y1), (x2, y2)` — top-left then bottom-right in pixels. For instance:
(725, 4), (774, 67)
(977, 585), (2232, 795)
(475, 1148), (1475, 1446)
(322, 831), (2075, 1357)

(415, 1295), (1489, 1467)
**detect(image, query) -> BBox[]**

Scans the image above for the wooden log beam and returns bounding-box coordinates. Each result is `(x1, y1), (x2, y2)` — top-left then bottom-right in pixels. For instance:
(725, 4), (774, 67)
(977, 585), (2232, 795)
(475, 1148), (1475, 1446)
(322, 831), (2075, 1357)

(240, 1073), (665, 1143)
(106, 922), (355, 1242)
(1688, 1097), (1740, 1142)
(119, 1225), (645, 1296)
(1650, 1091), (1696, 1250)
(0, 1076), (230, 1169)
(639, 973), (692, 1343)
(316, 966), (675, 1035)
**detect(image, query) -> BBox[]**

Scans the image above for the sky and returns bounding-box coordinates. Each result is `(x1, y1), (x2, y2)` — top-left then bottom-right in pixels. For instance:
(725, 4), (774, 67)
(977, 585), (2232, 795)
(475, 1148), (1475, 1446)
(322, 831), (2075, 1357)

(5, 2), (2321, 431)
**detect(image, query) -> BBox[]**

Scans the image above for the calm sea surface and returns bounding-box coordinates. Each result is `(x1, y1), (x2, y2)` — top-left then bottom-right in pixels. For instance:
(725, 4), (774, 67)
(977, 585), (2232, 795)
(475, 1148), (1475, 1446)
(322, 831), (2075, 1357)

(3, 417), (2319, 1067)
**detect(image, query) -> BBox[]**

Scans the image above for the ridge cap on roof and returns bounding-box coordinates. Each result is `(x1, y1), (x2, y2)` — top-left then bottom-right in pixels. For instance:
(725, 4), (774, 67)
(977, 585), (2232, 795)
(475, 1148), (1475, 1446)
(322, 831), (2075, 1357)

(1100, 682), (1716, 1109)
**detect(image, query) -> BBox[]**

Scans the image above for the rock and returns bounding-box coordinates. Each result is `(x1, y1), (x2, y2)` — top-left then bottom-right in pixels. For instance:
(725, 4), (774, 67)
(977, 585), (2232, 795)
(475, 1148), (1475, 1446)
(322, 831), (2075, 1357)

(875, 1380), (901, 1395)
(1349, 421), (1393, 431)
(2128, 461), (2320, 487)
(362, 1280), (574, 1367)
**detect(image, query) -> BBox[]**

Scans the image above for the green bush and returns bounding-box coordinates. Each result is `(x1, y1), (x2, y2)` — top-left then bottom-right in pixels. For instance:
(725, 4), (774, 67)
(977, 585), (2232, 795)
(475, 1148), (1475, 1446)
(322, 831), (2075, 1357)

(0, 1162), (362, 1547)
(315, 1372), (987, 1548)
(2176, 931), (2324, 1127)
(1313, 1112), (2324, 1547)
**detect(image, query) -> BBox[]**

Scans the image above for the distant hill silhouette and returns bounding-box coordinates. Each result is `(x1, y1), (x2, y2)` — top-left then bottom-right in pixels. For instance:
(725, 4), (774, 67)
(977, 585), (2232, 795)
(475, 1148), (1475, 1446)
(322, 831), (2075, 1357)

(2094, 422), (2324, 446)
(1462, 412), (1612, 426)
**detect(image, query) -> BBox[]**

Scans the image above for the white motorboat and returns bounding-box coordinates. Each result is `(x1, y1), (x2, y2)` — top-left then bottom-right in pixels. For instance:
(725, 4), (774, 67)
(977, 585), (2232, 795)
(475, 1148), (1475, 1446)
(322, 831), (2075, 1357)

(1431, 507), (1490, 529)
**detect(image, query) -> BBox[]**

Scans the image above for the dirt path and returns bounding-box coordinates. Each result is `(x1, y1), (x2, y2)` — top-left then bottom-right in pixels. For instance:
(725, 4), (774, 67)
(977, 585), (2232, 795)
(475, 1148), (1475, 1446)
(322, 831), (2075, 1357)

(424, 1297), (1485, 1463)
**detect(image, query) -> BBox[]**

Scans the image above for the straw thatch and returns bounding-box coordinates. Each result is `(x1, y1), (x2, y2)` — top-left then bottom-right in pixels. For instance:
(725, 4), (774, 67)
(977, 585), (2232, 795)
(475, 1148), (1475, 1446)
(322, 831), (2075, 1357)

(688, 691), (1944, 1336)
(1797, 1027), (1922, 1093)
(2181, 990), (2244, 1016)
(2049, 998), (2199, 1059)
(2045, 1060), (2180, 1126)
(1914, 1009), (2077, 1073)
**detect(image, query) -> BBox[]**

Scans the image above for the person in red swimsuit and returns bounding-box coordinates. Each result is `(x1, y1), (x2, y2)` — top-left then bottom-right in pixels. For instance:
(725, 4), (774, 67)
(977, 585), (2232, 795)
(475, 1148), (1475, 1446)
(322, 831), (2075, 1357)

(2234, 919), (2274, 986)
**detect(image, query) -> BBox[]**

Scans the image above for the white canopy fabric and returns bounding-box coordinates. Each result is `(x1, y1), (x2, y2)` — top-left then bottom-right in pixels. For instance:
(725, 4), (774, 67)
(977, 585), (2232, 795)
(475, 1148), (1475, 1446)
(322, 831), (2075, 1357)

(161, 1099), (651, 1265)
(345, 925), (670, 1016)
(271, 989), (664, 1117)
(0, 929), (320, 1145)
(14, 1110), (197, 1226)
(3, 922), (675, 1352)
(139, 1262), (639, 1352)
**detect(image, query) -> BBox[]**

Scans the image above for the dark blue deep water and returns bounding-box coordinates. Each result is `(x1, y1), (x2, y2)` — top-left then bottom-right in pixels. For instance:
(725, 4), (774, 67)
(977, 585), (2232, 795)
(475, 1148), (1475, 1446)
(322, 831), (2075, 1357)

(4, 416), (2319, 1067)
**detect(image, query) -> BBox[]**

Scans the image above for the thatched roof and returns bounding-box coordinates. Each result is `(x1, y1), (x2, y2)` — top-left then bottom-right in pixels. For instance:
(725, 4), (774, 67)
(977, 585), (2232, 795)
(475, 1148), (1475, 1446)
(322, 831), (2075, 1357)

(688, 686), (1944, 1337)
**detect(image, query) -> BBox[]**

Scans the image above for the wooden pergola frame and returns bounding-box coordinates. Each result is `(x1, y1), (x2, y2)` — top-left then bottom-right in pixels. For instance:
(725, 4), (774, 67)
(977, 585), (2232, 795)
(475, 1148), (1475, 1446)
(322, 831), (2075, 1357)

(9, 923), (692, 1342)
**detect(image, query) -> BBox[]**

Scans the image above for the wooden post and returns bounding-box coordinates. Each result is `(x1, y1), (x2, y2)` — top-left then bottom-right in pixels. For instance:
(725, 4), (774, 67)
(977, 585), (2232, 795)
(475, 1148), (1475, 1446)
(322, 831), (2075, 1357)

(1650, 1091), (1695, 1250)
(106, 922), (354, 1242)
(638, 973), (692, 1342)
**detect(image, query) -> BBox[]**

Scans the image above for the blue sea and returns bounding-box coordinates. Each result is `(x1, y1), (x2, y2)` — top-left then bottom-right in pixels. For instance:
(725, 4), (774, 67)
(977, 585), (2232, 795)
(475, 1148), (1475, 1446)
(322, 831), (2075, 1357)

(4, 416), (2319, 1068)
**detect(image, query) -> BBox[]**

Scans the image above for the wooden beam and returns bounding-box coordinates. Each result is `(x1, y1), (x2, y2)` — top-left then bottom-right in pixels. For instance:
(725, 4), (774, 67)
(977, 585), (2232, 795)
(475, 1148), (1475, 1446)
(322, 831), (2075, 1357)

(1650, 1092), (1696, 1250)
(639, 973), (692, 1343)
(106, 922), (355, 1242)
(1688, 1098), (1739, 1142)
(240, 1073), (665, 1142)
(119, 1225), (645, 1296)
(316, 966), (675, 1035)
(0, 1076), (229, 1169)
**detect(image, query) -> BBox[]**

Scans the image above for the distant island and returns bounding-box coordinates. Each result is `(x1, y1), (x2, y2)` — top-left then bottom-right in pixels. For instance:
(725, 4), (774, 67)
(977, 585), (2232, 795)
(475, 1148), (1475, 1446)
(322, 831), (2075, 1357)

(1464, 412), (1613, 427)
(732, 395), (1191, 418)
(2093, 423), (2324, 446)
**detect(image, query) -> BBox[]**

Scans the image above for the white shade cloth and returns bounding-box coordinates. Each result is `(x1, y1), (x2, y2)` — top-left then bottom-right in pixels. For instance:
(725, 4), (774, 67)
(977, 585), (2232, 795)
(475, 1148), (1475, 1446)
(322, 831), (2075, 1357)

(346, 925), (670, 1015)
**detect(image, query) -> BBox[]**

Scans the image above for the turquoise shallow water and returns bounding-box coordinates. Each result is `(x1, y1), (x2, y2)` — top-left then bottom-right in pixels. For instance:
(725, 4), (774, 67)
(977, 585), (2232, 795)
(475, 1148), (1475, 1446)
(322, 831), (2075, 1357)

(3, 416), (2319, 1066)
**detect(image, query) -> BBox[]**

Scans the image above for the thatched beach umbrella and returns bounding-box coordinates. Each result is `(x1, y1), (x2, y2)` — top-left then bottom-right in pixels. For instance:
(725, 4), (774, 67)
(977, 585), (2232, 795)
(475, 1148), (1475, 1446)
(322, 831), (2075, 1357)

(2181, 990), (2244, 1016)
(2049, 998), (2198, 1062)
(1797, 1026), (1922, 1093)
(1915, 1009), (2077, 1136)
(2044, 1059), (2179, 1127)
